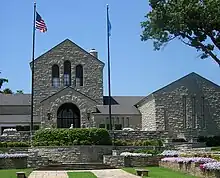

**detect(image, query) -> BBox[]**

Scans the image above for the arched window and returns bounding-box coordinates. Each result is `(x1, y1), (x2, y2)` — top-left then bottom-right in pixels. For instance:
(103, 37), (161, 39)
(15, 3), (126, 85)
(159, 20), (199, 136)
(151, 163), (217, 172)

(52, 64), (59, 87)
(76, 65), (83, 86)
(64, 61), (71, 86)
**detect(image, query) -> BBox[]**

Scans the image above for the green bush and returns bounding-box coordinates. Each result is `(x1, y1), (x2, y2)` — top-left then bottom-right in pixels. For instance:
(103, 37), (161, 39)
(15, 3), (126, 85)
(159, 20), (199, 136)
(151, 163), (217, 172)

(33, 128), (112, 146)
(0, 142), (30, 147)
(198, 136), (220, 147)
(112, 139), (163, 146)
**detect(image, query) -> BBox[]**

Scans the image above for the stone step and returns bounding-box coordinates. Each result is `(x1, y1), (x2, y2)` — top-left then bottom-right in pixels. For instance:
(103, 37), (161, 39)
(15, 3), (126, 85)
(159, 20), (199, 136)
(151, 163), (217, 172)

(37, 162), (115, 170)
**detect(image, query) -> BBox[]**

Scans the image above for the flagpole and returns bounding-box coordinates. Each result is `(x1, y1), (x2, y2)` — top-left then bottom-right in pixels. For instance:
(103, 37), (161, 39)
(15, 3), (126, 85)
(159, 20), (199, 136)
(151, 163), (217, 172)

(107, 4), (112, 131)
(30, 1), (36, 139)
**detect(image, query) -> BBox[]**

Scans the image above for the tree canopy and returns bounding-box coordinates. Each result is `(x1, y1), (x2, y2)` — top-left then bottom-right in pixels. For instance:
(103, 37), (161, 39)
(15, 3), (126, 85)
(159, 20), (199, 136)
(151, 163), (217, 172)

(141, 0), (220, 66)
(0, 72), (8, 89)
(2, 88), (13, 94)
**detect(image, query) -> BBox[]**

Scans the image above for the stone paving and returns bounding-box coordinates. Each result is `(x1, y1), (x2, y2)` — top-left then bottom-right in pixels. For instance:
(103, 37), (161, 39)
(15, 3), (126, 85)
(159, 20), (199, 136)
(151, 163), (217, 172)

(28, 171), (68, 178)
(28, 169), (139, 178)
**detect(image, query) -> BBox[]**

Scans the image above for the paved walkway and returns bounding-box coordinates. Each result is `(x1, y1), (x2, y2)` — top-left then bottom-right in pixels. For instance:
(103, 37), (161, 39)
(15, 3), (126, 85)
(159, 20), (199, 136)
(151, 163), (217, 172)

(91, 169), (139, 178)
(28, 169), (139, 178)
(28, 171), (68, 178)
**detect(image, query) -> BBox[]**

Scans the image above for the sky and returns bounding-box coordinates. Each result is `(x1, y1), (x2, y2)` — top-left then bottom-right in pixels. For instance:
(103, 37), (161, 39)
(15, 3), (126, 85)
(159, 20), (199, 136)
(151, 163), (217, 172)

(0, 0), (220, 96)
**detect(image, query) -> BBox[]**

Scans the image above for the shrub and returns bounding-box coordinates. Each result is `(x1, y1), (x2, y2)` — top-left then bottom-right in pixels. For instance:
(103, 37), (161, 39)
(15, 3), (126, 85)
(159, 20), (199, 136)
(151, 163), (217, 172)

(33, 128), (112, 146)
(198, 136), (220, 147)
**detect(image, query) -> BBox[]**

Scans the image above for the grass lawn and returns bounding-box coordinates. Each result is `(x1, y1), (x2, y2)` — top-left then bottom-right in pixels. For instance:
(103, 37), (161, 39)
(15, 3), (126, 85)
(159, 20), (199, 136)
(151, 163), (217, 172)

(123, 167), (198, 178)
(67, 172), (97, 178)
(0, 169), (33, 178)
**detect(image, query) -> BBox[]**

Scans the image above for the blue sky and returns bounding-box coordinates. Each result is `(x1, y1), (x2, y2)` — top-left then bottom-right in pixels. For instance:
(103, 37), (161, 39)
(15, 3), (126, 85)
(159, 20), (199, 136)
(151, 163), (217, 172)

(0, 0), (220, 96)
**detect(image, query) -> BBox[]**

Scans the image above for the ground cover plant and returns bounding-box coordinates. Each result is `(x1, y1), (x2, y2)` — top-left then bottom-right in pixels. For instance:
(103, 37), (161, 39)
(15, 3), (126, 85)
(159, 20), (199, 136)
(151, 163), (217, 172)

(123, 167), (198, 178)
(67, 172), (97, 178)
(0, 169), (33, 178)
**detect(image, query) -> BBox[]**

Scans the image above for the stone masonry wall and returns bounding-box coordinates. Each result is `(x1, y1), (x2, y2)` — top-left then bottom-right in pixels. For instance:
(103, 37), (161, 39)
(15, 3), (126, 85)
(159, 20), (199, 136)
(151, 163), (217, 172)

(159, 161), (220, 178)
(138, 95), (156, 131)
(104, 155), (162, 168)
(140, 73), (220, 140)
(110, 130), (169, 141)
(0, 157), (27, 169)
(29, 146), (113, 163)
(32, 39), (104, 127)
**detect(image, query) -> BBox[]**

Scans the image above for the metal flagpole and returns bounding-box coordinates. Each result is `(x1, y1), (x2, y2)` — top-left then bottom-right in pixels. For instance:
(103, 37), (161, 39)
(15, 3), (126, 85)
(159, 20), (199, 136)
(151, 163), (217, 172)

(107, 4), (112, 131)
(30, 1), (36, 142)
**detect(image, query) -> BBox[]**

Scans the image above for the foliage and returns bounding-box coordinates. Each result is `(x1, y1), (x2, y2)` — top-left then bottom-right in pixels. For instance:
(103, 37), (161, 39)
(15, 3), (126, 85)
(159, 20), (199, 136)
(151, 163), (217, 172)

(202, 162), (220, 170)
(141, 0), (220, 66)
(123, 167), (197, 178)
(113, 139), (163, 146)
(16, 90), (24, 94)
(160, 150), (180, 157)
(0, 169), (33, 178)
(161, 157), (216, 163)
(172, 138), (186, 142)
(33, 128), (112, 146)
(198, 136), (220, 147)
(2, 88), (13, 94)
(0, 72), (8, 89)
(0, 142), (30, 148)
(68, 172), (97, 178)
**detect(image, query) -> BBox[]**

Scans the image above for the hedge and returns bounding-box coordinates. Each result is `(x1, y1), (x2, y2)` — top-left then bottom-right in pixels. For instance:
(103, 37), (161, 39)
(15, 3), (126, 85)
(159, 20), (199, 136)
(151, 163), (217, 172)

(113, 139), (163, 146)
(33, 128), (112, 146)
(198, 136), (220, 147)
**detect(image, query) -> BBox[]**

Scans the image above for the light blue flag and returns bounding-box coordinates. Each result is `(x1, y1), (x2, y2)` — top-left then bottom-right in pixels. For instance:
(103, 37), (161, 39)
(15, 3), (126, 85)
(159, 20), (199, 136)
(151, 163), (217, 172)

(107, 4), (111, 37)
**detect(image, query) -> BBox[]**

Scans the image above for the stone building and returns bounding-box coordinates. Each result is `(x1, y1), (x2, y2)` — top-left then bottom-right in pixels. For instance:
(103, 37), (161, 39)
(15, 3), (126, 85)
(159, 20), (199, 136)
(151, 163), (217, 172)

(0, 39), (220, 140)
(136, 72), (220, 139)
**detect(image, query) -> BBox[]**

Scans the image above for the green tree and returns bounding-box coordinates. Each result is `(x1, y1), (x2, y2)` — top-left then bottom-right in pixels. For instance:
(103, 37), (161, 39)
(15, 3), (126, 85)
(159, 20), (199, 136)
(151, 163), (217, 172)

(0, 72), (8, 89)
(2, 88), (13, 94)
(16, 90), (24, 94)
(141, 0), (220, 66)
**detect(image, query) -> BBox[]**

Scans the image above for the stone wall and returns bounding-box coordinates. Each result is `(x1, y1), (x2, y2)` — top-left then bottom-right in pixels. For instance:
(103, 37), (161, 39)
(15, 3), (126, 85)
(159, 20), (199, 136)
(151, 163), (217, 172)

(139, 73), (220, 140)
(33, 39), (104, 127)
(138, 95), (156, 131)
(103, 155), (125, 168)
(29, 146), (113, 163)
(110, 130), (169, 141)
(159, 161), (220, 178)
(104, 155), (162, 168)
(0, 157), (27, 169)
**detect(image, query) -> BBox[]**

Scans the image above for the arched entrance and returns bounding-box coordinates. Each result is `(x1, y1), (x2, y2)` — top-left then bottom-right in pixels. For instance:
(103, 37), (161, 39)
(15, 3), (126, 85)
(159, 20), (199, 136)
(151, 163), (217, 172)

(57, 103), (80, 128)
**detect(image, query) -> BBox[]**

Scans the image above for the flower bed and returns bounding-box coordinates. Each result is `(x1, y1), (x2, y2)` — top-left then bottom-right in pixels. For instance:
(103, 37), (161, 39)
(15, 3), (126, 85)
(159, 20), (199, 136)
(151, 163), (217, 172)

(0, 154), (28, 169)
(160, 150), (180, 157)
(160, 157), (220, 178)
(120, 152), (152, 157)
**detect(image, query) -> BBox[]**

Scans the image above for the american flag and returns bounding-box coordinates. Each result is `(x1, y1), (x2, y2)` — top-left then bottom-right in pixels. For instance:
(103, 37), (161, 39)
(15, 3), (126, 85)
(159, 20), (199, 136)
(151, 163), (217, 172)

(36, 12), (47, 32)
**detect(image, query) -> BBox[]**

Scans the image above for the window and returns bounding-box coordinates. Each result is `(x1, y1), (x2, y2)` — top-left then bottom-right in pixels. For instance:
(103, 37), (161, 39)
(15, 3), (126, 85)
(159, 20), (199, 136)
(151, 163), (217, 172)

(182, 95), (187, 128)
(64, 61), (71, 86)
(201, 96), (205, 128)
(164, 109), (168, 130)
(126, 117), (130, 127)
(121, 117), (124, 128)
(116, 117), (119, 124)
(76, 65), (83, 86)
(52, 64), (59, 87)
(192, 96), (196, 128)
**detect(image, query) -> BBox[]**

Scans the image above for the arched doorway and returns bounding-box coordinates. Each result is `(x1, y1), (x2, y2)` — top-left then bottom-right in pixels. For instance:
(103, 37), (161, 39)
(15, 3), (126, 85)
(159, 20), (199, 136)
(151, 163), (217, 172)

(57, 103), (80, 128)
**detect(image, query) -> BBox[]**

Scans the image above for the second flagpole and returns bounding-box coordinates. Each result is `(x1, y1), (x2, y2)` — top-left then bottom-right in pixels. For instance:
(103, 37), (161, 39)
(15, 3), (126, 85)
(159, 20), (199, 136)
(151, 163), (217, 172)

(30, 1), (36, 142)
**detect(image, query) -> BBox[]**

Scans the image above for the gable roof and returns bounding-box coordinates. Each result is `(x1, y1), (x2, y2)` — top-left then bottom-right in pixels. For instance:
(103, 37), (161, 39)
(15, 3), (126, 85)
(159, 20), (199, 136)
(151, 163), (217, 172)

(40, 86), (98, 104)
(30, 39), (104, 66)
(136, 72), (220, 107)
(96, 96), (145, 115)
(0, 94), (30, 106)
